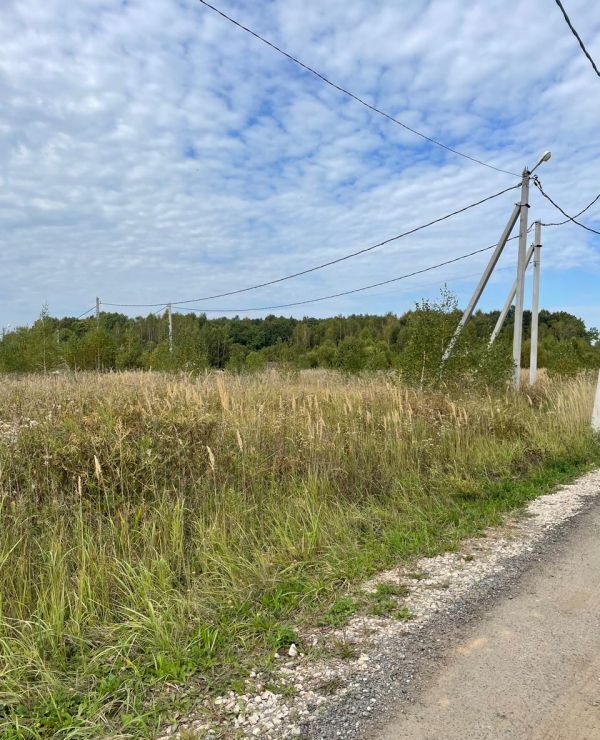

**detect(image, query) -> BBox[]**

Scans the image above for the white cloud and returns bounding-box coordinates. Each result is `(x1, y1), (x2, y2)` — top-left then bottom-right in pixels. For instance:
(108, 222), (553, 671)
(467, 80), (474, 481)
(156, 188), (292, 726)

(0, 0), (598, 327)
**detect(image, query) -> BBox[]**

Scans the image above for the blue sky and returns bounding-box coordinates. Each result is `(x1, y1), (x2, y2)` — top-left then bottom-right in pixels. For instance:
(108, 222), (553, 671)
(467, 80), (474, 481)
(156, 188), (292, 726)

(0, 0), (598, 330)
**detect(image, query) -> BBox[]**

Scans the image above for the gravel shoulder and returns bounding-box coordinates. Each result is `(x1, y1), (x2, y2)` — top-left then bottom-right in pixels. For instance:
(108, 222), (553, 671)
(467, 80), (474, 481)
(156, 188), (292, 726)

(308, 468), (600, 740)
(168, 469), (600, 739)
(371, 474), (600, 739)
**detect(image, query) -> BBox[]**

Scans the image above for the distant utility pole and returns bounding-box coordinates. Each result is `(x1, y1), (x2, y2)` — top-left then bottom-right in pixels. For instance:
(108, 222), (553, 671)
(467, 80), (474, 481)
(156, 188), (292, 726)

(95, 296), (101, 372)
(529, 221), (542, 385)
(167, 303), (173, 353)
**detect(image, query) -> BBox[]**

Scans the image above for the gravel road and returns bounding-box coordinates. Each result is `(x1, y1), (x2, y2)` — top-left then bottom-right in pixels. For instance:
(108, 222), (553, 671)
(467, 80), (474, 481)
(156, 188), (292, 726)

(306, 469), (600, 740)
(167, 470), (600, 739)
(373, 483), (600, 739)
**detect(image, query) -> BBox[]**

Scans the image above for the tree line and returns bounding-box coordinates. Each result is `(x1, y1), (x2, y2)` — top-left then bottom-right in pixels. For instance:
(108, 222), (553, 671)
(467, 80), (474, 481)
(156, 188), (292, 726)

(1, 293), (599, 381)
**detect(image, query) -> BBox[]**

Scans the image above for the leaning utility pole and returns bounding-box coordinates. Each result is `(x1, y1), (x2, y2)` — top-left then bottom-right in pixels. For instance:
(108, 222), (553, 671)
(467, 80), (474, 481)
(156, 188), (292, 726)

(435, 153), (551, 376)
(167, 303), (173, 353)
(489, 244), (535, 345)
(442, 202), (521, 362)
(512, 168), (530, 389)
(529, 221), (542, 385)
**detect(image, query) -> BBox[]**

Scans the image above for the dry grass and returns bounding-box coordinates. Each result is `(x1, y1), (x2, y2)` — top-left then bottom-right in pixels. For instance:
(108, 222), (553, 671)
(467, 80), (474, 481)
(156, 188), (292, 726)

(0, 369), (597, 737)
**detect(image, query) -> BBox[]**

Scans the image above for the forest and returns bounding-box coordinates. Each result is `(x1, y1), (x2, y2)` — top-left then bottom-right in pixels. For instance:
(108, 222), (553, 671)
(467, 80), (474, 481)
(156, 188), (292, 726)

(1, 296), (599, 379)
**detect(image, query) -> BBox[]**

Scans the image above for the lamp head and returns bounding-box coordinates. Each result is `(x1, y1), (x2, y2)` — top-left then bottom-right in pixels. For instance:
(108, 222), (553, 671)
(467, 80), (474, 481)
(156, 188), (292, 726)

(530, 150), (552, 174)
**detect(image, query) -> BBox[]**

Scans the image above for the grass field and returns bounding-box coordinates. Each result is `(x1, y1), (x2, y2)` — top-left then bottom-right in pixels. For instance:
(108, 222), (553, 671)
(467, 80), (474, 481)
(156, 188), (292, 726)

(0, 370), (598, 737)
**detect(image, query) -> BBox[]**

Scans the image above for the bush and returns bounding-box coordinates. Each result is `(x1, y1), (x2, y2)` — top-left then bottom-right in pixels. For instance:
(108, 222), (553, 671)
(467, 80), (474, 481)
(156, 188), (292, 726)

(397, 289), (512, 389)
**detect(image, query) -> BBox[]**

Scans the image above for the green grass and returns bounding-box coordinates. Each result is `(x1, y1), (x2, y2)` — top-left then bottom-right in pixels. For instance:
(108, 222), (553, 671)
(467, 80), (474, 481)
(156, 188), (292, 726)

(394, 607), (415, 622)
(367, 582), (410, 617)
(0, 370), (598, 737)
(408, 571), (428, 580)
(322, 597), (359, 627)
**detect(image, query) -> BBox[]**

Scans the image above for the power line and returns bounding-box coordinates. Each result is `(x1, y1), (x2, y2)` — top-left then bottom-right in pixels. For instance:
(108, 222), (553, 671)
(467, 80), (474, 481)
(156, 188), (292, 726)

(76, 306), (96, 319)
(196, 0), (519, 177)
(551, 0), (600, 78)
(168, 242), (512, 314)
(102, 183), (520, 309)
(540, 192), (600, 227)
(533, 179), (600, 234)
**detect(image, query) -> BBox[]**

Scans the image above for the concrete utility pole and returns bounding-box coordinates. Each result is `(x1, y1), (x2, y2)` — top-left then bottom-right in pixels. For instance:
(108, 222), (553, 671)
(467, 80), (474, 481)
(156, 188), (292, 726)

(95, 297), (101, 372)
(512, 168), (530, 390)
(510, 151), (552, 388)
(167, 303), (173, 353)
(593, 370), (600, 432)
(489, 244), (535, 345)
(442, 152), (551, 370)
(529, 221), (542, 385)
(442, 203), (521, 362)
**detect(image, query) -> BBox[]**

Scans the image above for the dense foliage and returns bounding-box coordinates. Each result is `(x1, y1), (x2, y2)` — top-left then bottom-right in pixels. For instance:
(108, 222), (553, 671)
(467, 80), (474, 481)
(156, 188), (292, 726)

(1, 296), (598, 378)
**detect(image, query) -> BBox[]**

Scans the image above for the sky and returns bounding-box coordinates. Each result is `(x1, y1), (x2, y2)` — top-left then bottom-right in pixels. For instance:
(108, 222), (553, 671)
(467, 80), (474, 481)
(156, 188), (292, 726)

(0, 0), (599, 330)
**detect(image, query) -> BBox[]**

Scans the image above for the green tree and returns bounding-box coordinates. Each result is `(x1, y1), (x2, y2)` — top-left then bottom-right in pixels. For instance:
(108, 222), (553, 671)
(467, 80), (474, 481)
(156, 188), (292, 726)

(29, 306), (62, 372)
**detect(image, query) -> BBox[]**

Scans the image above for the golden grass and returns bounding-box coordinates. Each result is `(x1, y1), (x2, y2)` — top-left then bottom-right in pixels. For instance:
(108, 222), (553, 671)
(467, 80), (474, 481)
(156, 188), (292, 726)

(0, 369), (597, 737)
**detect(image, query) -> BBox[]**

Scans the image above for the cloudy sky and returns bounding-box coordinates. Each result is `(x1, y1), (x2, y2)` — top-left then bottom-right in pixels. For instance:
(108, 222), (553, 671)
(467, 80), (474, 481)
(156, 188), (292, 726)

(1, 0), (599, 329)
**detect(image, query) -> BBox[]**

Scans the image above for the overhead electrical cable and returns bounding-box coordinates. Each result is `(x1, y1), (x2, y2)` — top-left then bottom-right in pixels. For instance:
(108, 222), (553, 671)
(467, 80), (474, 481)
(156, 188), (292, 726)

(196, 0), (519, 177)
(75, 306), (96, 319)
(166, 242), (512, 314)
(551, 0), (600, 77)
(540, 192), (600, 227)
(533, 179), (600, 234)
(101, 183), (521, 309)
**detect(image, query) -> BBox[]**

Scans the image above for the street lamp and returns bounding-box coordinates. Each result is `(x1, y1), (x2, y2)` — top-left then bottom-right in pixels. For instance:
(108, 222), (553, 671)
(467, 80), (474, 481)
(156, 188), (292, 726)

(530, 150), (552, 174)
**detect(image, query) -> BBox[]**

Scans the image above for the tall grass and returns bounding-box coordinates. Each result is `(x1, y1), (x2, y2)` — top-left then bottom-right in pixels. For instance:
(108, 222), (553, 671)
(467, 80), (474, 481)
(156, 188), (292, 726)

(0, 370), (597, 737)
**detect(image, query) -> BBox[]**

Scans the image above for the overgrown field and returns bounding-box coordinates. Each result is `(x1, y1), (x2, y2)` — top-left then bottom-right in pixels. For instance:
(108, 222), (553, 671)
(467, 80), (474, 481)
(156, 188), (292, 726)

(0, 370), (598, 737)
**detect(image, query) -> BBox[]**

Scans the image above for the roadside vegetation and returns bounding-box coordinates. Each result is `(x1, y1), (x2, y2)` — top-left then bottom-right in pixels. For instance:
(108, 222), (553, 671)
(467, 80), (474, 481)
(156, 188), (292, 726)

(1, 367), (598, 737)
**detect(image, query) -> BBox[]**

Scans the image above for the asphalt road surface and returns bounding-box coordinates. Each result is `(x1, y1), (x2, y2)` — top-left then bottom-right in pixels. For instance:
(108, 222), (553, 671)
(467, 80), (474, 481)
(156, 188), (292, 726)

(374, 501), (600, 740)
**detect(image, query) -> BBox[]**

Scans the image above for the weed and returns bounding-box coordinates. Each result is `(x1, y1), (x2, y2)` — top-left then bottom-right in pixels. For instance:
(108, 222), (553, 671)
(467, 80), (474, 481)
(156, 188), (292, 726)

(408, 571), (428, 580)
(368, 582), (410, 617)
(325, 640), (359, 661)
(323, 598), (358, 627)
(374, 582), (409, 598)
(269, 626), (300, 651)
